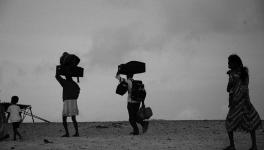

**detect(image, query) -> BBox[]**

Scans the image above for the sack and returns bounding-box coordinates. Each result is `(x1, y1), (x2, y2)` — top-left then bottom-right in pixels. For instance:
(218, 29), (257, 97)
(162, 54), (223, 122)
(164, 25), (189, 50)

(131, 80), (146, 102)
(57, 52), (83, 82)
(60, 52), (80, 67)
(137, 106), (153, 120)
(116, 81), (128, 96)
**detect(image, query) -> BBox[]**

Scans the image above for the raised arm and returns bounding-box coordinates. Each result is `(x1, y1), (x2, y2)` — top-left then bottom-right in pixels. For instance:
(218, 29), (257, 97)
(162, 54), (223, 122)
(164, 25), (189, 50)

(115, 73), (126, 83)
(55, 74), (65, 86)
(227, 71), (234, 93)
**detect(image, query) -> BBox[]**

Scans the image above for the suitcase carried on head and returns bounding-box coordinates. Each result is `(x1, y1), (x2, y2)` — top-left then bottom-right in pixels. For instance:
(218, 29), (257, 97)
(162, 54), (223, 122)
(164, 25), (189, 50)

(118, 61), (145, 75)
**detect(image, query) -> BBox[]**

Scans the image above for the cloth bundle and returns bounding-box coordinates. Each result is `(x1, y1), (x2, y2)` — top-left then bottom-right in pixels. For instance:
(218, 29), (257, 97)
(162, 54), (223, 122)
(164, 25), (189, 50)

(56, 52), (84, 82)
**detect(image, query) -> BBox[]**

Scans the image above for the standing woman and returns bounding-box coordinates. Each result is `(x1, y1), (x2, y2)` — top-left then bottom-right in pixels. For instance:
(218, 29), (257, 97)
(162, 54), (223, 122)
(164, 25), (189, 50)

(56, 74), (80, 137)
(224, 54), (262, 150)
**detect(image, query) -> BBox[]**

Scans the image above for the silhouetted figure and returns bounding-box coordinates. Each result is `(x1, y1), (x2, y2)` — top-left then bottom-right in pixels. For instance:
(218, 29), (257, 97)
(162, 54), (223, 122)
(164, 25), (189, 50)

(0, 102), (9, 141)
(56, 73), (80, 137)
(6, 96), (22, 141)
(224, 54), (262, 150)
(116, 72), (149, 135)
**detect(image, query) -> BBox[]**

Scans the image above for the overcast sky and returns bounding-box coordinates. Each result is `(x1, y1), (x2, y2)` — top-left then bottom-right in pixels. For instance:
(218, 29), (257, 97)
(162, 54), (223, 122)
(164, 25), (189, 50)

(0, 0), (264, 122)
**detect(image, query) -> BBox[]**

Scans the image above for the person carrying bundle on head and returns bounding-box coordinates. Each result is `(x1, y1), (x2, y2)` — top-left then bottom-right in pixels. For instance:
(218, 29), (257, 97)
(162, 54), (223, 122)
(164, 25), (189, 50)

(115, 68), (149, 135)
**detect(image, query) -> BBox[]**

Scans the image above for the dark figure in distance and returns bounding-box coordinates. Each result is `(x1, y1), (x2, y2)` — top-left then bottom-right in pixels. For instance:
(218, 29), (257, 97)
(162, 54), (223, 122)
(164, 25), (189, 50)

(56, 73), (80, 137)
(224, 54), (262, 150)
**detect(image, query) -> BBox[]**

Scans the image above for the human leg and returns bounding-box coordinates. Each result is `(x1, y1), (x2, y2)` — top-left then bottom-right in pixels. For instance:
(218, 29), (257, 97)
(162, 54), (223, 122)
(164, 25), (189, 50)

(223, 131), (235, 150)
(127, 103), (139, 135)
(249, 130), (257, 150)
(12, 123), (16, 141)
(62, 116), (69, 137)
(71, 116), (79, 137)
(135, 104), (149, 133)
(15, 122), (22, 139)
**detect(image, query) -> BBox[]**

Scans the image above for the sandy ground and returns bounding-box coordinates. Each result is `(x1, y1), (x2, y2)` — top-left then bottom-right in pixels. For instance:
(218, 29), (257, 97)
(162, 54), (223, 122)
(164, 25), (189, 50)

(1, 120), (264, 150)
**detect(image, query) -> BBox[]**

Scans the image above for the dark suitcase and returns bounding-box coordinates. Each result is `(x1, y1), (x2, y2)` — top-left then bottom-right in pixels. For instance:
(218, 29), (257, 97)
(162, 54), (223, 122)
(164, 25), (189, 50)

(118, 61), (145, 75)
(56, 65), (84, 77)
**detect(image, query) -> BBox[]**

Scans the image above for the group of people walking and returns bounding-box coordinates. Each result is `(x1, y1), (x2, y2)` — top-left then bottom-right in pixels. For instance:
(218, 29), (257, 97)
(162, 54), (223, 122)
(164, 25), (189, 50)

(0, 54), (263, 150)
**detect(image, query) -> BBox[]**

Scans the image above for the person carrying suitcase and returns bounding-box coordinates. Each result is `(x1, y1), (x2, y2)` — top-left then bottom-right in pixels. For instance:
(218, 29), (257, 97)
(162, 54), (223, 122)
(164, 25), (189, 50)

(116, 71), (149, 135)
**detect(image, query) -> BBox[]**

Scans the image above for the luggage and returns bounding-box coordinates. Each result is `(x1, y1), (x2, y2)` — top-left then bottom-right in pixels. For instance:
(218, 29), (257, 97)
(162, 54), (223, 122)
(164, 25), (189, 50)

(56, 52), (84, 82)
(118, 61), (145, 75)
(131, 80), (146, 102)
(115, 81), (128, 96)
(137, 106), (153, 120)
(60, 52), (80, 67)
(56, 65), (84, 78)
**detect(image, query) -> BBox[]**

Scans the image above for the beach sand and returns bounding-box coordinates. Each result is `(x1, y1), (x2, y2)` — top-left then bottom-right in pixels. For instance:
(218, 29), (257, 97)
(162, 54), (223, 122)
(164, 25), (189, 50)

(1, 120), (263, 150)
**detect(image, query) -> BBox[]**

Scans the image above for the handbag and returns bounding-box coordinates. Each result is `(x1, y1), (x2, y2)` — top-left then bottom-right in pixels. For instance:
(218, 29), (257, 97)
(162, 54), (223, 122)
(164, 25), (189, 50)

(115, 81), (128, 96)
(137, 105), (153, 120)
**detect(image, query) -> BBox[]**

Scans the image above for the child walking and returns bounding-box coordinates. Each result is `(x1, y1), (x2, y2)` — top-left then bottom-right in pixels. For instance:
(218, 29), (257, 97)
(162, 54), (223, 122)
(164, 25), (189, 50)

(7, 96), (22, 141)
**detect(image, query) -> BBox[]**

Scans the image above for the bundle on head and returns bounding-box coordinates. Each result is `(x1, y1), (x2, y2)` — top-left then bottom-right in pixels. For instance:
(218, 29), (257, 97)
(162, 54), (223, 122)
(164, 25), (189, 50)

(57, 52), (84, 82)
(60, 52), (80, 67)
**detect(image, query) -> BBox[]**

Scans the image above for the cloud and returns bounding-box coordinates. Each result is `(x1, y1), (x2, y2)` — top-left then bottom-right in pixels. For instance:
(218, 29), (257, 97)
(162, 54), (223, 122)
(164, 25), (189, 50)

(83, 0), (264, 70)
(160, 0), (264, 35)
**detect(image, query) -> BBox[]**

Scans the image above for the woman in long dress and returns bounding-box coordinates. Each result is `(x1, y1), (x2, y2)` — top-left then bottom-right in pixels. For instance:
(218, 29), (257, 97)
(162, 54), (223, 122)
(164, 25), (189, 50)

(224, 54), (262, 150)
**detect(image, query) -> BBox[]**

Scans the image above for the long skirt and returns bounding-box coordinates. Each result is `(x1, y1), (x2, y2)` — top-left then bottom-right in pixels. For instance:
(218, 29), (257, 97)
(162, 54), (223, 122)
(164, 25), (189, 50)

(226, 99), (262, 132)
(62, 100), (79, 117)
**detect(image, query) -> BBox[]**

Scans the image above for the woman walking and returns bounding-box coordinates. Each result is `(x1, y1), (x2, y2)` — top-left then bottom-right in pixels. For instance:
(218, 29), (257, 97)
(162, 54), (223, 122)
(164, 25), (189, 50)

(224, 54), (262, 150)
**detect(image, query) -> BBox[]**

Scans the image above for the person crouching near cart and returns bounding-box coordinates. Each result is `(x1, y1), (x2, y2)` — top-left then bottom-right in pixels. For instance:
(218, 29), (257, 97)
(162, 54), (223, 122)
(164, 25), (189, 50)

(56, 73), (80, 137)
(6, 96), (22, 141)
(116, 72), (149, 135)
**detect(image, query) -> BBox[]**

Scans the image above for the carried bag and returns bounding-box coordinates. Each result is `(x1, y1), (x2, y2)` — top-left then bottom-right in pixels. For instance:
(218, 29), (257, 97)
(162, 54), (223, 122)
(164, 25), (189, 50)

(116, 81), (128, 96)
(137, 105), (153, 120)
(131, 80), (146, 102)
